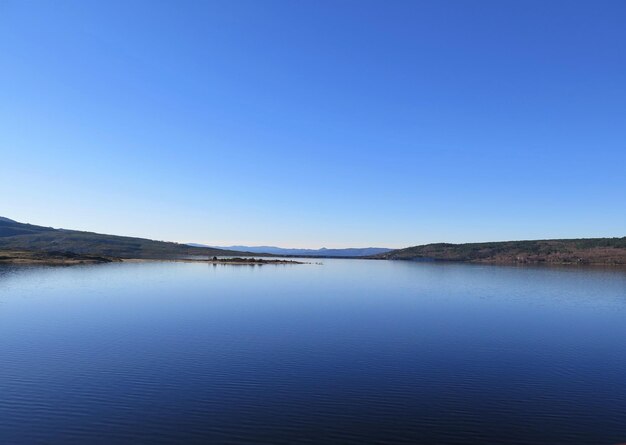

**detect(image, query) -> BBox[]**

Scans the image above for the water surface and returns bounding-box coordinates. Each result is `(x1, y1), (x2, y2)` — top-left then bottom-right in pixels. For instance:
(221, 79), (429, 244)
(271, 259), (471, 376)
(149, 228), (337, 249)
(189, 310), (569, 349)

(1, 259), (626, 444)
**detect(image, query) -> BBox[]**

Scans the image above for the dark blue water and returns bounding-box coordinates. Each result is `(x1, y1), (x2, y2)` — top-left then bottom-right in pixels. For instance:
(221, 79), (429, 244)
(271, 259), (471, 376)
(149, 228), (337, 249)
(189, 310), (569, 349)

(1, 259), (626, 444)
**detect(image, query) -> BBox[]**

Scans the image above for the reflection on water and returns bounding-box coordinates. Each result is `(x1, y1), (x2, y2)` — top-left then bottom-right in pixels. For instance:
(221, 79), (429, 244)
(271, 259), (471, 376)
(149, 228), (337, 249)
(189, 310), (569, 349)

(1, 260), (626, 444)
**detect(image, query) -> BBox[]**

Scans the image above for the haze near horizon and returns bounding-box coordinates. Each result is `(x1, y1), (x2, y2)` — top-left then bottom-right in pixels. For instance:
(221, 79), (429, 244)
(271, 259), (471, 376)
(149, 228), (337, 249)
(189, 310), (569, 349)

(2, 0), (625, 248)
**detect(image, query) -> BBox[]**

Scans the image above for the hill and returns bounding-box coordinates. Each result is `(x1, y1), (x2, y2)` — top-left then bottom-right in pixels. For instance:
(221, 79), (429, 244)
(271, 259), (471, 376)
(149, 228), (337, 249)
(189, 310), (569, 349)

(0, 217), (248, 260)
(377, 238), (626, 265)
(192, 245), (392, 257)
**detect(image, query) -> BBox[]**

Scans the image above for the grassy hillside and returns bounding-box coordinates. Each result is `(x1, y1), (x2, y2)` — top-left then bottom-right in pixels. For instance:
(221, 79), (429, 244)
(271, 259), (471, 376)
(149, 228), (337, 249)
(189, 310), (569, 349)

(0, 217), (249, 259)
(377, 238), (626, 265)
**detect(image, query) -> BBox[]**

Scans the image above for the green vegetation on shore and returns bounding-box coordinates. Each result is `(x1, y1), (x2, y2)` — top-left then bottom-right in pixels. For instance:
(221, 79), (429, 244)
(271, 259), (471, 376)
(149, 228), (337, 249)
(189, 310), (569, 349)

(0, 249), (118, 265)
(377, 238), (626, 265)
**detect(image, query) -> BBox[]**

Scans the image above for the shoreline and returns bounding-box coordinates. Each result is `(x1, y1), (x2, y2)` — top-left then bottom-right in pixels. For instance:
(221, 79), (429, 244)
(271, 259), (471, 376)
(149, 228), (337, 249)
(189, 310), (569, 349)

(0, 251), (306, 266)
(2, 249), (624, 268)
(0, 250), (118, 265)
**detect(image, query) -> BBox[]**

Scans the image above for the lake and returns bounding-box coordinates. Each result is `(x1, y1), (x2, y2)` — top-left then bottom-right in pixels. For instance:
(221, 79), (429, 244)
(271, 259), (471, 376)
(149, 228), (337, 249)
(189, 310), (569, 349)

(1, 259), (626, 444)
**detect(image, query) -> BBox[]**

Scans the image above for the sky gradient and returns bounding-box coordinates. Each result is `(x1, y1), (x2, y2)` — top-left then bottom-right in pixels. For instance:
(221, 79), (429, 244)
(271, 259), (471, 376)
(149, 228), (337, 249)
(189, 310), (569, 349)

(1, 0), (625, 248)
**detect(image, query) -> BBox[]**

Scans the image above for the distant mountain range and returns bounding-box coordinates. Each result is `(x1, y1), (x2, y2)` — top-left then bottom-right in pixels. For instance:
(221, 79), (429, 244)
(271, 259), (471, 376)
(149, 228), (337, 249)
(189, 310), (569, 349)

(188, 244), (392, 257)
(0, 217), (247, 259)
(375, 238), (626, 265)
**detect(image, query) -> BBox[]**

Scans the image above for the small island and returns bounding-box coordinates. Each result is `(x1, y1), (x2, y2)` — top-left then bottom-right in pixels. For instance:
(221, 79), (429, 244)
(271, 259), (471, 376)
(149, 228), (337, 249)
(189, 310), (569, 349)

(209, 256), (303, 265)
(155, 257), (305, 265)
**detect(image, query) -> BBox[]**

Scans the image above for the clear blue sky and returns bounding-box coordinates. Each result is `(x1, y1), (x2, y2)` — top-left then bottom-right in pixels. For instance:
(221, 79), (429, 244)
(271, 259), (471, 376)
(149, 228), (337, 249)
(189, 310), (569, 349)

(1, 1), (625, 248)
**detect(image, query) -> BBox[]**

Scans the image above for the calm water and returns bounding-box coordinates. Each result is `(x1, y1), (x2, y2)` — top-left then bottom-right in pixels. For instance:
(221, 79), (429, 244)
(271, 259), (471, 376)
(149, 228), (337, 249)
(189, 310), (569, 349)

(1, 259), (626, 444)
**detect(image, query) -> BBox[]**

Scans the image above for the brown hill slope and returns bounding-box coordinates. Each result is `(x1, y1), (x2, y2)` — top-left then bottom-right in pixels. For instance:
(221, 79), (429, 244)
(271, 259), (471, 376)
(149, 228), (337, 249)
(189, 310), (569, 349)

(377, 238), (626, 265)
